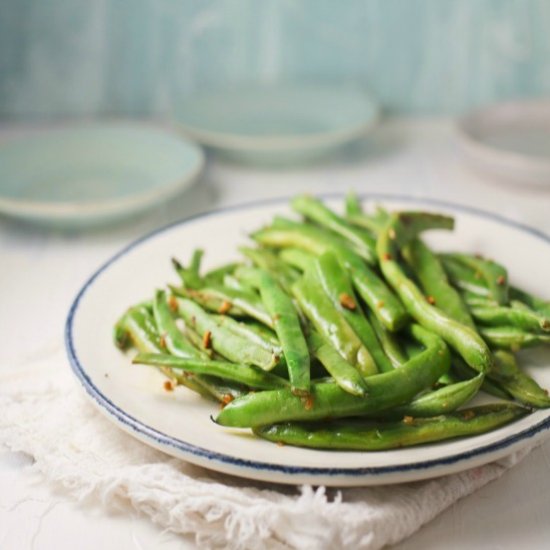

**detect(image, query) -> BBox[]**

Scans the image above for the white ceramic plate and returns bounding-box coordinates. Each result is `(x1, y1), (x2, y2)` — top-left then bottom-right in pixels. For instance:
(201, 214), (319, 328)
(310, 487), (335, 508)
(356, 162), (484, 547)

(457, 99), (550, 187)
(65, 195), (550, 486)
(0, 122), (204, 227)
(174, 83), (379, 164)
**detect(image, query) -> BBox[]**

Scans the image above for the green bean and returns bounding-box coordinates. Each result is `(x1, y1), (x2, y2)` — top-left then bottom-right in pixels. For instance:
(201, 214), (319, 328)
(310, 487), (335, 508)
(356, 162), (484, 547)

(151, 291), (248, 400)
(233, 265), (263, 290)
(155, 296), (246, 394)
(271, 215), (304, 229)
(115, 306), (216, 397)
(366, 309), (407, 369)
(470, 305), (550, 333)
(211, 315), (282, 355)
(462, 291), (498, 307)
(222, 273), (255, 293)
(215, 325), (449, 427)
(292, 268), (377, 376)
(345, 191), (363, 217)
(258, 270), (310, 393)
(171, 249), (204, 289)
(291, 195), (377, 264)
(315, 251), (392, 374)
(171, 286), (246, 318)
(451, 356), (511, 399)
(114, 306), (162, 353)
(347, 214), (381, 234)
(203, 262), (240, 285)
(143, 319), (247, 403)
(153, 290), (208, 359)
(440, 256), (492, 297)
(135, 300), (153, 314)
(307, 332), (368, 397)
(377, 212), (493, 373)
(394, 211), (455, 236)
(370, 206), (392, 228)
(346, 204), (391, 234)
(390, 373), (484, 418)
(455, 347), (550, 407)
(253, 222), (407, 330)
(279, 248), (316, 272)
(173, 284), (273, 327)
(239, 246), (299, 291)
(252, 220), (350, 257)
(510, 286), (550, 318)
(487, 350), (550, 407)
(480, 326), (550, 350)
(305, 222), (409, 330)
(199, 376), (249, 402)
(510, 299), (533, 312)
(402, 238), (475, 329)
(114, 315), (133, 351)
(181, 324), (213, 357)
(437, 371), (462, 386)
(349, 267), (408, 332)
(175, 298), (281, 370)
(190, 248), (203, 274)
(253, 404), (528, 451)
(442, 253), (508, 305)
(402, 338), (425, 360)
(134, 353), (289, 390)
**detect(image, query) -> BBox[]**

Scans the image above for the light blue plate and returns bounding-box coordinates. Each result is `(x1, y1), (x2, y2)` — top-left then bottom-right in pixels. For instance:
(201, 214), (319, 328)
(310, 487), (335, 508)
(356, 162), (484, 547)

(0, 122), (204, 227)
(175, 83), (379, 165)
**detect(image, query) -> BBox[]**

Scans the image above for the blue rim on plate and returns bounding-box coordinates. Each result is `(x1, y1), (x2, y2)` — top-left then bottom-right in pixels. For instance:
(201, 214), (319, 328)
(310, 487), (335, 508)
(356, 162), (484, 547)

(65, 193), (550, 480)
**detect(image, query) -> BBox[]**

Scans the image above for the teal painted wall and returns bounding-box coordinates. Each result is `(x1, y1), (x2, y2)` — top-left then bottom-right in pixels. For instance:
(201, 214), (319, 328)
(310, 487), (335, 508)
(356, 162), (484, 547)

(1, 0), (549, 118)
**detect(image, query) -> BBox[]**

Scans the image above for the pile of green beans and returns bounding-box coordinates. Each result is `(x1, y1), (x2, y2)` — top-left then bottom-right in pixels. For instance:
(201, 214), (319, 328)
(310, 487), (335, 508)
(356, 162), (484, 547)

(114, 194), (550, 452)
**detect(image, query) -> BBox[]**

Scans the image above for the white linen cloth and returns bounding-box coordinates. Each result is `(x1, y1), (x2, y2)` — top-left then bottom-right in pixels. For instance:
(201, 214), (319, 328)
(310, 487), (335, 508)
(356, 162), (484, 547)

(0, 347), (532, 550)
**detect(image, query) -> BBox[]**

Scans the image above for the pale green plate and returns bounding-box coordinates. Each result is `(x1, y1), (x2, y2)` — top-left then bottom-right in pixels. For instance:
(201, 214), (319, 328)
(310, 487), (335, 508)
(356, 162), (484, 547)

(0, 122), (204, 227)
(175, 83), (379, 165)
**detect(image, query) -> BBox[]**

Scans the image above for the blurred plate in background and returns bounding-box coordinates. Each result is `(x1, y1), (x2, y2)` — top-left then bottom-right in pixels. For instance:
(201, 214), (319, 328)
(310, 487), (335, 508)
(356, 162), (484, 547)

(0, 122), (204, 227)
(174, 83), (379, 165)
(458, 99), (550, 188)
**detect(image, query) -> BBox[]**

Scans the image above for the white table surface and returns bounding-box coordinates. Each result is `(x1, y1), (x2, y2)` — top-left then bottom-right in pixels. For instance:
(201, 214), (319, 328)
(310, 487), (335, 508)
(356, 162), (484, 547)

(1, 118), (550, 549)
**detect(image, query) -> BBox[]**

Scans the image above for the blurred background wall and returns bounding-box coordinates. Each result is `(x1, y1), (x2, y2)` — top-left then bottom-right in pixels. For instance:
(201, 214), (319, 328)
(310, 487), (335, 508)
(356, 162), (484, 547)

(1, 0), (549, 120)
